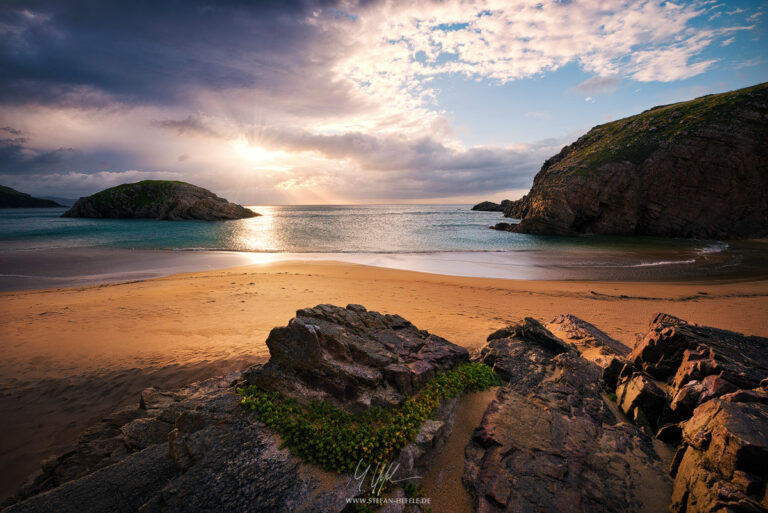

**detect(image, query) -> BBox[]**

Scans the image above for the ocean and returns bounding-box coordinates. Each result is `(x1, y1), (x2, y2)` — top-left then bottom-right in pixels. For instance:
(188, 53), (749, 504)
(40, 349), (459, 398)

(1, 205), (766, 289)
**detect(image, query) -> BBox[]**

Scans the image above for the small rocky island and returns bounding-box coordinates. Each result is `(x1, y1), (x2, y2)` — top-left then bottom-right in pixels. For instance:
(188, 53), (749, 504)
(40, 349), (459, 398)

(61, 180), (259, 221)
(0, 186), (63, 208)
(4, 304), (766, 513)
(470, 200), (511, 212)
(491, 82), (768, 239)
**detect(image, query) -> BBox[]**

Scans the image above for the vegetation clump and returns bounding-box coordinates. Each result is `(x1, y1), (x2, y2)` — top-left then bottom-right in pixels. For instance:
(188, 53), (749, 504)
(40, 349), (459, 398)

(238, 362), (499, 474)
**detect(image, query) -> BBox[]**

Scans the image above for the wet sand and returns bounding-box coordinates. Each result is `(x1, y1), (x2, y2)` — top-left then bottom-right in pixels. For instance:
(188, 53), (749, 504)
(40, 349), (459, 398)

(1, 260), (767, 503)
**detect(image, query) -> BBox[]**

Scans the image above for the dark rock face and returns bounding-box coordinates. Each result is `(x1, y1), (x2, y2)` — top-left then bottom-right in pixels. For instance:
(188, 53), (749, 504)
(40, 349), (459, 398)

(503, 82), (768, 239)
(602, 313), (768, 513)
(464, 317), (672, 513)
(471, 200), (511, 212)
(246, 304), (469, 412)
(3, 305), (466, 513)
(61, 180), (259, 220)
(472, 318), (574, 389)
(0, 185), (63, 208)
(671, 395), (768, 513)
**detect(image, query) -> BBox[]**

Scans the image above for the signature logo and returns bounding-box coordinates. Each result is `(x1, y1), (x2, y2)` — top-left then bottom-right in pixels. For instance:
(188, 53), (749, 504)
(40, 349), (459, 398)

(353, 459), (421, 496)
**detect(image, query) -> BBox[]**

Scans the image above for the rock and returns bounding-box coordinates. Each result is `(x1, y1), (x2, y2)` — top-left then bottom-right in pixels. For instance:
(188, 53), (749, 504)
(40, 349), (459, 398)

(472, 317), (575, 390)
(500, 82), (768, 239)
(670, 398), (768, 513)
(547, 314), (630, 367)
(491, 222), (512, 231)
(245, 304), (468, 412)
(464, 326), (672, 513)
(629, 313), (768, 412)
(609, 313), (768, 512)
(471, 200), (511, 212)
(61, 180), (259, 221)
(615, 373), (668, 433)
(0, 185), (63, 208)
(4, 306), (467, 513)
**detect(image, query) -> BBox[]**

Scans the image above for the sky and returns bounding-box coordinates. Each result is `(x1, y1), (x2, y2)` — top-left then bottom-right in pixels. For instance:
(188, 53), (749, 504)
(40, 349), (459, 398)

(0, 0), (766, 205)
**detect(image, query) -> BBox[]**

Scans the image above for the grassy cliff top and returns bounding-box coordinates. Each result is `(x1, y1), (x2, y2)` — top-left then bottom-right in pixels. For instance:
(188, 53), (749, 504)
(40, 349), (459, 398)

(88, 180), (199, 207)
(546, 82), (768, 176)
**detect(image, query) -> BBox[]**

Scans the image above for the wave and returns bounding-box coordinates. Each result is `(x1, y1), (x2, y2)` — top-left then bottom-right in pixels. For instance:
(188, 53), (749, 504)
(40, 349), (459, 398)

(629, 259), (697, 267)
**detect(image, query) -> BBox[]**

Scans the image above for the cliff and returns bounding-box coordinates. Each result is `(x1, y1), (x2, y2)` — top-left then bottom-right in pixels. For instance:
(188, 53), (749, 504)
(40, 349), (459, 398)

(503, 82), (768, 239)
(0, 186), (63, 208)
(61, 180), (258, 220)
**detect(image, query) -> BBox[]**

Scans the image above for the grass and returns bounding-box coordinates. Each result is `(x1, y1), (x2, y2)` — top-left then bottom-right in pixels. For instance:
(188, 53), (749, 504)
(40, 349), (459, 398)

(90, 180), (191, 207)
(552, 82), (768, 176)
(237, 362), (499, 474)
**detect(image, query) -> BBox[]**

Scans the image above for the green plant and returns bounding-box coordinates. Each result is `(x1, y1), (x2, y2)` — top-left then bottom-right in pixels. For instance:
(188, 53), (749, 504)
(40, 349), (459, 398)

(237, 362), (499, 474)
(607, 392), (617, 402)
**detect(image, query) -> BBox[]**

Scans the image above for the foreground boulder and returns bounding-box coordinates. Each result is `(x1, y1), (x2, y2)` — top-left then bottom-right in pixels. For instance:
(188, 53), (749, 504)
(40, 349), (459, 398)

(245, 304), (468, 413)
(500, 82), (768, 239)
(465, 317), (672, 513)
(3, 305), (467, 513)
(61, 180), (259, 220)
(602, 313), (768, 513)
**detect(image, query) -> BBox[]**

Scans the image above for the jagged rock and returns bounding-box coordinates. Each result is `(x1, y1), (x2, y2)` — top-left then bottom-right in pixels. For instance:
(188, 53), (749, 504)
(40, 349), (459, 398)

(547, 314), (630, 367)
(4, 306), (466, 513)
(670, 398), (768, 513)
(464, 324), (671, 513)
(615, 373), (668, 434)
(61, 180), (259, 220)
(245, 304), (468, 412)
(471, 200), (511, 212)
(491, 222), (512, 231)
(472, 318), (574, 390)
(502, 82), (768, 239)
(629, 313), (768, 413)
(609, 313), (768, 513)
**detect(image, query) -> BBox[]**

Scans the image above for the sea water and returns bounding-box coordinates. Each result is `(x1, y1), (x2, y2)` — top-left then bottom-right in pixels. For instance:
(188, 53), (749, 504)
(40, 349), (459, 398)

(0, 205), (766, 288)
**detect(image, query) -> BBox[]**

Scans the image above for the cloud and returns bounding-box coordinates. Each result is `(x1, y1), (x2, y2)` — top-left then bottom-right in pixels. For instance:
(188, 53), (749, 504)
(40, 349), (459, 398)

(571, 76), (621, 96)
(0, 0), (760, 201)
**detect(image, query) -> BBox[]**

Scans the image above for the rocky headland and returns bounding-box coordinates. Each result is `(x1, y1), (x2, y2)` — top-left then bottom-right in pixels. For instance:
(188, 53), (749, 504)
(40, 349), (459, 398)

(3, 305), (766, 513)
(61, 180), (259, 221)
(494, 82), (768, 239)
(0, 186), (63, 208)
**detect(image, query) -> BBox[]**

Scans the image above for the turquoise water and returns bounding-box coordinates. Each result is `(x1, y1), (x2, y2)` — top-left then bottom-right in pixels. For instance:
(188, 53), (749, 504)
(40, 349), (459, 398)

(1, 205), (766, 285)
(0, 205), (726, 254)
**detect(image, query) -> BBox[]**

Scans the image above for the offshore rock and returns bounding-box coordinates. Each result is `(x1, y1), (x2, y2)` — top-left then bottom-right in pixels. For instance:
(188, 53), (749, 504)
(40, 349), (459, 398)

(471, 200), (511, 212)
(0, 185), (63, 208)
(61, 180), (259, 220)
(503, 82), (768, 239)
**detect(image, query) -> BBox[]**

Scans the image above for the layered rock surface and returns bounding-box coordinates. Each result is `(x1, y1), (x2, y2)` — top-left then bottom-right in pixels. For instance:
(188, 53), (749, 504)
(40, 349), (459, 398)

(500, 82), (768, 239)
(245, 304), (469, 413)
(466, 317), (672, 513)
(3, 305), (466, 513)
(61, 180), (258, 220)
(603, 313), (768, 513)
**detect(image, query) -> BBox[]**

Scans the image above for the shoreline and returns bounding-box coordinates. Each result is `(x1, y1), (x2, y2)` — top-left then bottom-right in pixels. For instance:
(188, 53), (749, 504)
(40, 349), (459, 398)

(1, 260), (767, 502)
(2, 242), (767, 293)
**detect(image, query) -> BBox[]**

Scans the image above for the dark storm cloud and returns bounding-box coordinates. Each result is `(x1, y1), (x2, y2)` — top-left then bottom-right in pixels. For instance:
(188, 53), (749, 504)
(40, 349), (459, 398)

(0, 0), (350, 108)
(0, 131), (133, 175)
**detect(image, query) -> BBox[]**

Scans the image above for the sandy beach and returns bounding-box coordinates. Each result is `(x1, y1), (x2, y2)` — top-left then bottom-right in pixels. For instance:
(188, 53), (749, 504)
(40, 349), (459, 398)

(1, 260), (767, 503)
